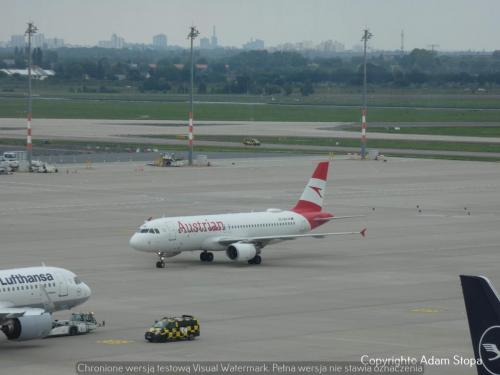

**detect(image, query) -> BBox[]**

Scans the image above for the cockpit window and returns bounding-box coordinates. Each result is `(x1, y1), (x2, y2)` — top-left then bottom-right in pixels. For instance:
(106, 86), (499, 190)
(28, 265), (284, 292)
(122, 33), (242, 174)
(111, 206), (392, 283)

(155, 228), (160, 234)
(149, 228), (155, 234)
(74, 277), (82, 285)
(140, 228), (149, 233)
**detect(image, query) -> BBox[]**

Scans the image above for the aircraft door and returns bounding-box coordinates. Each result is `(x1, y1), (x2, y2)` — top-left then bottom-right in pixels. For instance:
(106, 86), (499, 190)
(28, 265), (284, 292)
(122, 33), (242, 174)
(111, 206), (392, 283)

(167, 223), (176, 241)
(58, 278), (69, 297)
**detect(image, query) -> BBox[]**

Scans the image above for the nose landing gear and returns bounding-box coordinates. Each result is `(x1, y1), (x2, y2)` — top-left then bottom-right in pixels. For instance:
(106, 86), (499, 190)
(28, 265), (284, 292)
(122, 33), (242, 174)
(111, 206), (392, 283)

(156, 252), (166, 268)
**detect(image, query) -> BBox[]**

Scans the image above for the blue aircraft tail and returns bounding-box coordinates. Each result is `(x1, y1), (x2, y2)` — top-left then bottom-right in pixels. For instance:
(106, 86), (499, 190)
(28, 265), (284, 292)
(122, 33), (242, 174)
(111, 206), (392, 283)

(460, 275), (500, 375)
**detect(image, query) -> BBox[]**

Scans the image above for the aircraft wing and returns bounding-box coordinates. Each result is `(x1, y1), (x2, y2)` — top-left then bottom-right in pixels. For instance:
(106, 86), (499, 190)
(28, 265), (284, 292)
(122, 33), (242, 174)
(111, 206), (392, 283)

(218, 228), (366, 246)
(0, 302), (47, 320)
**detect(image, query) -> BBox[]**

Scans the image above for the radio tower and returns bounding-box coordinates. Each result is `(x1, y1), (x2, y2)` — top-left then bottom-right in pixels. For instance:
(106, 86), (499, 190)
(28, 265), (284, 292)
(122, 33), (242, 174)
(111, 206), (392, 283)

(360, 28), (373, 160)
(25, 21), (38, 170)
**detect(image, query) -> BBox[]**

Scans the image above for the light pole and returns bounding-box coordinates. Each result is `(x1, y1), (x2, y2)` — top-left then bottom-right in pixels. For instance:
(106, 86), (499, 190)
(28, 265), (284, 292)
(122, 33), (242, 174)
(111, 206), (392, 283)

(187, 26), (199, 166)
(25, 21), (37, 169)
(361, 28), (372, 160)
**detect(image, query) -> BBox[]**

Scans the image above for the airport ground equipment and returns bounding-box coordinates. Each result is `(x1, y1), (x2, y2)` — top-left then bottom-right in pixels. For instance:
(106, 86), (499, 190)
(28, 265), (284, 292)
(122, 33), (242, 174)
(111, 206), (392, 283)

(243, 137), (261, 146)
(145, 315), (200, 342)
(31, 160), (58, 173)
(149, 153), (184, 167)
(47, 312), (101, 337)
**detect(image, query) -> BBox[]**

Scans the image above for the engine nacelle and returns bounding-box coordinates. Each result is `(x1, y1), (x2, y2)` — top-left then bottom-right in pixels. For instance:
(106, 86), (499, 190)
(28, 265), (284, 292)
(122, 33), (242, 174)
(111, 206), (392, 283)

(226, 243), (257, 261)
(1, 314), (52, 341)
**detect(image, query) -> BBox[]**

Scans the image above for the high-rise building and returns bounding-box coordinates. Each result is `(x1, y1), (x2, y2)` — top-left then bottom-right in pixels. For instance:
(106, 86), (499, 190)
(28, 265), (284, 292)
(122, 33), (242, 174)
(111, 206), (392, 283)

(200, 37), (210, 49)
(243, 38), (265, 50)
(111, 34), (125, 48)
(98, 34), (125, 49)
(9, 35), (25, 48)
(210, 26), (218, 48)
(152, 34), (167, 49)
(33, 34), (45, 48)
(45, 38), (65, 49)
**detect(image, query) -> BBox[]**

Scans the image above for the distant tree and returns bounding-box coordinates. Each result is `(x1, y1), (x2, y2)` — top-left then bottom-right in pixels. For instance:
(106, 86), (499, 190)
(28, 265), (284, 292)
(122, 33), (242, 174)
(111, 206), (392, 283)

(300, 81), (314, 96)
(404, 49), (440, 72)
(14, 47), (25, 68)
(264, 84), (281, 95)
(283, 84), (293, 96)
(197, 81), (207, 94)
(32, 48), (43, 67)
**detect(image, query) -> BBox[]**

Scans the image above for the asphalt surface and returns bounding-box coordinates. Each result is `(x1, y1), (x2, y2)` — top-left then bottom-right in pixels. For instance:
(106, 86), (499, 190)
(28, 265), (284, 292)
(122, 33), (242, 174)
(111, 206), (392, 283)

(2, 118), (500, 161)
(0, 156), (499, 374)
(1, 118), (500, 145)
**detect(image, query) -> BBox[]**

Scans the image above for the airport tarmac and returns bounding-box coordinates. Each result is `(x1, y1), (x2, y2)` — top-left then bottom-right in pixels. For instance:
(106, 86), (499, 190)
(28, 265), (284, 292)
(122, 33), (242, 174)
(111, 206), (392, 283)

(0, 156), (499, 374)
(1, 117), (500, 144)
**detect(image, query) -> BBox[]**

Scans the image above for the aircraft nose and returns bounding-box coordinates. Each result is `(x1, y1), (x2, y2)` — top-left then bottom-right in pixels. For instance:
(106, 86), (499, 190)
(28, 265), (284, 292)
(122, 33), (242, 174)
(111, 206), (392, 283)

(129, 233), (149, 252)
(81, 282), (91, 302)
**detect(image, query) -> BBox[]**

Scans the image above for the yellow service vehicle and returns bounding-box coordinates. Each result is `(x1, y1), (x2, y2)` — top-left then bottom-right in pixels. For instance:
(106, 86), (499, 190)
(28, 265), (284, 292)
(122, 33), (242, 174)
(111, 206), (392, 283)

(145, 315), (200, 342)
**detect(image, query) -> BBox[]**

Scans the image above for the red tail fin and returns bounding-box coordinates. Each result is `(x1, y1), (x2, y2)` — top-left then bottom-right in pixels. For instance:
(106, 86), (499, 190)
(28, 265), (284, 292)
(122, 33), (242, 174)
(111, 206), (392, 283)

(292, 162), (329, 213)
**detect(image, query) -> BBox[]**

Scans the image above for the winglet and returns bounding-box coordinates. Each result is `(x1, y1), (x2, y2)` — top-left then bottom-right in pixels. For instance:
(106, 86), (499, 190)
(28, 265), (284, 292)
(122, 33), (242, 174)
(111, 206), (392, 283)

(360, 228), (367, 237)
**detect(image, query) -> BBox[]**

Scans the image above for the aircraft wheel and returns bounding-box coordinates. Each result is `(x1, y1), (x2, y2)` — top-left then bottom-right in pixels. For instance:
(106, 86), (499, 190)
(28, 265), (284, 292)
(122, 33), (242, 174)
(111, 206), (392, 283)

(207, 252), (214, 262)
(251, 255), (262, 265)
(156, 261), (165, 268)
(200, 252), (207, 262)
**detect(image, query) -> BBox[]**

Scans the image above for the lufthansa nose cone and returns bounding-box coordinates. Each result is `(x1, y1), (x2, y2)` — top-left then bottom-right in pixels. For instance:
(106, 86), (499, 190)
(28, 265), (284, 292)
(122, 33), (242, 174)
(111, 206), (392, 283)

(81, 283), (91, 302)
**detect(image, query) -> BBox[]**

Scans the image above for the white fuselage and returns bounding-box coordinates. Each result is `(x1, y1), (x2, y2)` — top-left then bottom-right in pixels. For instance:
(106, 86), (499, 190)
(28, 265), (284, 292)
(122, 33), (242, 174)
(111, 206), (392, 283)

(129, 209), (311, 255)
(0, 266), (91, 311)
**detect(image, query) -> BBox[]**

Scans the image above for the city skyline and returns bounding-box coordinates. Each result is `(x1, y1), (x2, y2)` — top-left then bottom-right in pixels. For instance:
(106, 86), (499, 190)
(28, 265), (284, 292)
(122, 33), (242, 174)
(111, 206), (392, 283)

(1, 0), (500, 51)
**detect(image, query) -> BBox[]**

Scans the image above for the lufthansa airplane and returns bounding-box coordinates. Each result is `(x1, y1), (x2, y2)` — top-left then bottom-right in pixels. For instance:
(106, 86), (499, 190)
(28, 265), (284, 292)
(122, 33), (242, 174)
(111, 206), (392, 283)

(461, 275), (500, 375)
(130, 161), (366, 268)
(0, 266), (91, 341)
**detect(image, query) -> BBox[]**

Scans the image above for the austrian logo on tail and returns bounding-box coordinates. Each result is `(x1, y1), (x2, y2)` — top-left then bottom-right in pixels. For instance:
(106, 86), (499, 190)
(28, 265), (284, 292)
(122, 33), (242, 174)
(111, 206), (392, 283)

(309, 186), (323, 198)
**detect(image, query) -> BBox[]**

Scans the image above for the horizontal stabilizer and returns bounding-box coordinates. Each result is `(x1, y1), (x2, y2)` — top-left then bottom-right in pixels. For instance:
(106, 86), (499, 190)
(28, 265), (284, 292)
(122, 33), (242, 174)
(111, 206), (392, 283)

(314, 215), (365, 222)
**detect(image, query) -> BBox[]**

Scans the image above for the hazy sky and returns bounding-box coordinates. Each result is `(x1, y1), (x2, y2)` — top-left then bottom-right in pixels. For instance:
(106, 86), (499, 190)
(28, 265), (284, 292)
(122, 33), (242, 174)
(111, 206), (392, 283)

(1, 0), (499, 50)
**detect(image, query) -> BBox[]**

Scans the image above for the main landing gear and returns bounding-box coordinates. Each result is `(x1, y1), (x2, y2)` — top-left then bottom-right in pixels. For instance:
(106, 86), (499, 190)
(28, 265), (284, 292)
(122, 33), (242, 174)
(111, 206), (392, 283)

(156, 252), (166, 268)
(248, 255), (262, 265)
(200, 251), (214, 262)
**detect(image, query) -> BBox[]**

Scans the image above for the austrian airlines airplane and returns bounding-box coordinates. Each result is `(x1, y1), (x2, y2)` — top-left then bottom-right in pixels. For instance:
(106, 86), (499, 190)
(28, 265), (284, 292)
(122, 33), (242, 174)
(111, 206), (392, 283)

(129, 161), (365, 268)
(0, 266), (91, 341)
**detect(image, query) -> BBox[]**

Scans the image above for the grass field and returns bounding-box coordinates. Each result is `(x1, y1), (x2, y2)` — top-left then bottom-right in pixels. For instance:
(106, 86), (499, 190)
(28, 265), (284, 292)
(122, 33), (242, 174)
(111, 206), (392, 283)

(3, 136), (500, 163)
(1, 97), (500, 122)
(3, 82), (500, 109)
(138, 134), (500, 154)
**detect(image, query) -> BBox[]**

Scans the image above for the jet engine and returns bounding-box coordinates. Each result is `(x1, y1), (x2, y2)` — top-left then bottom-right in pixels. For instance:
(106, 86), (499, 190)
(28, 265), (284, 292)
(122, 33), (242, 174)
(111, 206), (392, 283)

(226, 243), (257, 261)
(1, 313), (52, 341)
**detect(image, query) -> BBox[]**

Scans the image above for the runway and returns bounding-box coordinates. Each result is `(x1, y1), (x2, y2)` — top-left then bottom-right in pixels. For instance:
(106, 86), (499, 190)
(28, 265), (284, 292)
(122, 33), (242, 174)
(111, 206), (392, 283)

(1, 118), (500, 144)
(0, 156), (499, 374)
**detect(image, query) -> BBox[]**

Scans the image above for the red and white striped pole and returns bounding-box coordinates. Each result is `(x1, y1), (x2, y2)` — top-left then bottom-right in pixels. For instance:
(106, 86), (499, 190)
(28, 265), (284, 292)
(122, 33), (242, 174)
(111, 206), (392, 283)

(188, 111), (193, 165)
(361, 109), (367, 159)
(27, 112), (32, 163)
(25, 22), (37, 170)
